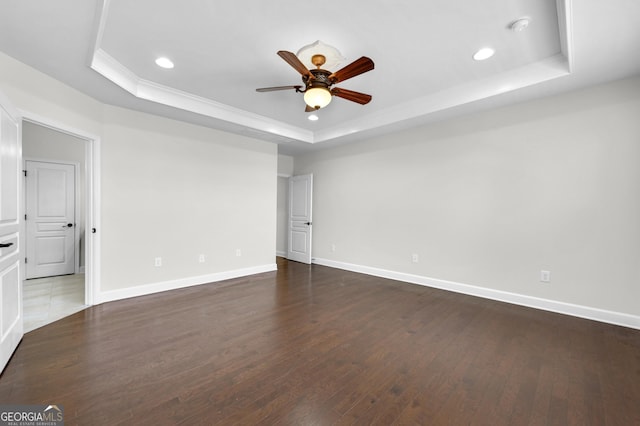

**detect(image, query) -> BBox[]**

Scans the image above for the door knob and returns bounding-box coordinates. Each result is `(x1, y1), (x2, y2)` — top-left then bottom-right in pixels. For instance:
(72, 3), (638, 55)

(62, 223), (73, 228)
(305, 221), (312, 225)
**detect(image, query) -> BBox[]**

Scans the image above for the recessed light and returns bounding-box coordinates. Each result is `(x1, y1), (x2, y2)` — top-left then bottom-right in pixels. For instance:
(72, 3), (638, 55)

(155, 57), (174, 69)
(473, 47), (495, 61)
(308, 114), (319, 121)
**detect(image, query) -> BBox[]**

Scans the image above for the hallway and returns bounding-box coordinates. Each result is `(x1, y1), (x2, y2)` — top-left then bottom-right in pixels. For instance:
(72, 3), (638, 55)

(23, 273), (86, 332)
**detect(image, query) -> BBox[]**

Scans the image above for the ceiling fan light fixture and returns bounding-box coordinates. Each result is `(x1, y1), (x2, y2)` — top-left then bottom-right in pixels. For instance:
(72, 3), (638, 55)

(304, 87), (332, 110)
(256, 48), (373, 111)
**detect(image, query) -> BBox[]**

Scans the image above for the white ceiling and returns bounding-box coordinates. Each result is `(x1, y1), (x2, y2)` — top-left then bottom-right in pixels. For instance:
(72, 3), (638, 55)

(1, 0), (639, 155)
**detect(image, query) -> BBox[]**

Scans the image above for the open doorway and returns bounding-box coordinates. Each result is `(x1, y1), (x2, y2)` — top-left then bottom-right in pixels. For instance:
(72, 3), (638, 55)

(276, 175), (289, 258)
(21, 119), (98, 332)
(276, 173), (313, 264)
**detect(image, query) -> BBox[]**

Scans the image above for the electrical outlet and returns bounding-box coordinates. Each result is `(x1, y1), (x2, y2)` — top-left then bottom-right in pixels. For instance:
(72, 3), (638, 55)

(199, 254), (205, 263)
(236, 249), (242, 257)
(154, 257), (162, 267)
(412, 253), (419, 263)
(540, 270), (551, 282)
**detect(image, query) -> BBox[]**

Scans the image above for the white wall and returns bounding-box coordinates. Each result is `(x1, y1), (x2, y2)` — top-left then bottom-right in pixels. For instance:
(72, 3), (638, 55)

(278, 154), (294, 176)
(295, 76), (640, 323)
(0, 51), (278, 302)
(3, 49), (639, 325)
(0, 53), (103, 135)
(22, 122), (87, 268)
(101, 106), (277, 291)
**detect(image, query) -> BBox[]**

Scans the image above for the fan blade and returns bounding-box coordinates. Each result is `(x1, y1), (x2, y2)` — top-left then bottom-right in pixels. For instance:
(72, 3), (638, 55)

(331, 87), (372, 105)
(256, 85), (302, 92)
(329, 57), (374, 83)
(277, 51), (313, 79)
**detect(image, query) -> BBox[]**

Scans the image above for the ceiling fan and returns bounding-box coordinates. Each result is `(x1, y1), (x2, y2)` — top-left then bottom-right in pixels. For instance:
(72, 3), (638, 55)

(256, 51), (374, 112)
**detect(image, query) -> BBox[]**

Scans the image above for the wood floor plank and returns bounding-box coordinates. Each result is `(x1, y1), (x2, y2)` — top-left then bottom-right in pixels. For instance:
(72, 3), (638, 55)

(1, 258), (639, 424)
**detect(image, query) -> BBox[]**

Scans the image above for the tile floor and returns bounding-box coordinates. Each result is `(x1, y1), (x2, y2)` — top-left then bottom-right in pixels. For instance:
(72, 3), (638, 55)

(23, 274), (87, 333)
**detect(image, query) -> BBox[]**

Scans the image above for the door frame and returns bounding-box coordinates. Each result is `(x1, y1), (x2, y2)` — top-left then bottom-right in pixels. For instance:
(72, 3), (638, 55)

(20, 111), (101, 306)
(24, 159), (81, 277)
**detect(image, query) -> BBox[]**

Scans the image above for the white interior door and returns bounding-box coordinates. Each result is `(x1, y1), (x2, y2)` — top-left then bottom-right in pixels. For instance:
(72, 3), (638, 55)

(25, 160), (75, 279)
(287, 174), (313, 264)
(0, 91), (23, 373)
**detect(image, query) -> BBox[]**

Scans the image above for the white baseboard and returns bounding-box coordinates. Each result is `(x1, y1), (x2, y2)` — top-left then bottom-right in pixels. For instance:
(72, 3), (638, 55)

(313, 258), (640, 330)
(276, 250), (287, 257)
(96, 263), (277, 304)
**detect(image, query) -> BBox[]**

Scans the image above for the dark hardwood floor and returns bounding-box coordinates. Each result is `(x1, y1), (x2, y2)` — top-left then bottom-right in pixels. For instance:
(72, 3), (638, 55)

(1, 258), (639, 425)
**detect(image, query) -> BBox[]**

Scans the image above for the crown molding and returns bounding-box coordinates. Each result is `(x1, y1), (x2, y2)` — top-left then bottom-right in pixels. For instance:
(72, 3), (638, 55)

(90, 0), (574, 145)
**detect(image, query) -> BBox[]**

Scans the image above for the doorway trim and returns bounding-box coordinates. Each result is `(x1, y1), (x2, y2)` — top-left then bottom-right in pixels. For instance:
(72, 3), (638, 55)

(20, 110), (101, 307)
